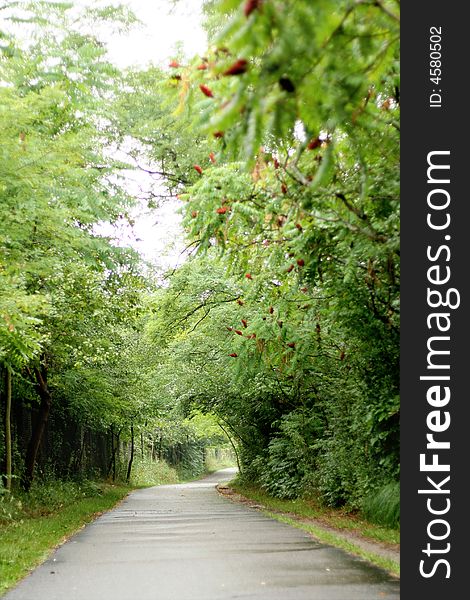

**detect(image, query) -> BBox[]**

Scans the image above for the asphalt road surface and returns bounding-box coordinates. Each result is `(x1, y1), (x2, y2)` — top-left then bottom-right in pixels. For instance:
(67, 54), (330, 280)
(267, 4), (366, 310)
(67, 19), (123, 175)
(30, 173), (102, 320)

(6, 469), (400, 600)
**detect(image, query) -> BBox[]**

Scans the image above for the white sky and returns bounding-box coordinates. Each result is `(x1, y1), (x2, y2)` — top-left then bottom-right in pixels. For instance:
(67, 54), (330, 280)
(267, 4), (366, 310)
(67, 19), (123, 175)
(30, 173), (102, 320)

(93, 0), (207, 271)
(104, 0), (206, 69)
(2, 1), (206, 270)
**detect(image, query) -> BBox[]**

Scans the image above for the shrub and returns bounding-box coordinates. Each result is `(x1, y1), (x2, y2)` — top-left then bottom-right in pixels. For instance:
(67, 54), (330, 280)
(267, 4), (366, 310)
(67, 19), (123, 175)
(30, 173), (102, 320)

(128, 458), (179, 487)
(0, 478), (105, 524)
(0, 488), (23, 524)
(255, 411), (320, 499)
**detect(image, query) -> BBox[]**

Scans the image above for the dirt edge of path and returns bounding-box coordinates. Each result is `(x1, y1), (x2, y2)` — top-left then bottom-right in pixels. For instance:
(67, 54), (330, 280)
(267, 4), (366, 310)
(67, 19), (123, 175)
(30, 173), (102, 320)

(216, 484), (400, 573)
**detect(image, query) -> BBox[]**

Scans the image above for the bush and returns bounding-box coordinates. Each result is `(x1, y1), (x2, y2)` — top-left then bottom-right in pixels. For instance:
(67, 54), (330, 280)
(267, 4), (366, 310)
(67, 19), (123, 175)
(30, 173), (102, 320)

(361, 481), (400, 528)
(312, 428), (373, 509)
(0, 477), (106, 524)
(25, 478), (106, 512)
(128, 458), (179, 487)
(0, 487), (23, 524)
(255, 411), (319, 500)
(259, 436), (304, 499)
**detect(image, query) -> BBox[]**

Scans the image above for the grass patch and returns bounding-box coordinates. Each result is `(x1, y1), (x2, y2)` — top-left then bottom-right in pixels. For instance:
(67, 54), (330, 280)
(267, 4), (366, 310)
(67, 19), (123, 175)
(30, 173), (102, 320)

(0, 482), (130, 596)
(129, 457), (180, 487)
(129, 454), (235, 488)
(362, 482), (400, 528)
(230, 480), (399, 577)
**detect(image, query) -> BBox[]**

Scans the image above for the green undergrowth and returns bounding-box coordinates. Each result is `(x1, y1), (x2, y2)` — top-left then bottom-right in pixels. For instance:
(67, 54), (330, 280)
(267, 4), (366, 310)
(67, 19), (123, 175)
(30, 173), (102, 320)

(128, 457), (180, 487)
(128, 453), (235, 488)
(230, 480), (400, 576)
(204, 453), (236, 474)
(361, 482), (400, 528)
(0, 481), (130, 596)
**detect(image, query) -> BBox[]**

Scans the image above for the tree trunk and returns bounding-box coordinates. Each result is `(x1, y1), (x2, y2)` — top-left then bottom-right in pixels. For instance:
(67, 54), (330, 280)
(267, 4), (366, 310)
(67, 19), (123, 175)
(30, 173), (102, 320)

(73, 425), (85, 475)
(126, 422), (134, 483)
(3, 368), (12, 490)
(107, 425), (122, 482)
(218, 422), (241, 472)
(22, 365), (51, 492)
(0, 368), (4, 488)
(107, 424), (115, 478)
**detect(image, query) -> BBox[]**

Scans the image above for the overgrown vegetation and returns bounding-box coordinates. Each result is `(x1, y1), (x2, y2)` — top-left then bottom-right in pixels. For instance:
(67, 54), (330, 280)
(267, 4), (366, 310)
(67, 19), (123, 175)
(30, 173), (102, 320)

(0, 1), (234, 497)
(362, 482), (400, 529)
(140, 0), (400, 522)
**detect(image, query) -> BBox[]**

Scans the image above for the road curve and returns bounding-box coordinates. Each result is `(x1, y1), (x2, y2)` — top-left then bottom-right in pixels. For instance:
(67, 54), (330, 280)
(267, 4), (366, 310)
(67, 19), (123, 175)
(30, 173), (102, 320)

(5, 469), (400, 600)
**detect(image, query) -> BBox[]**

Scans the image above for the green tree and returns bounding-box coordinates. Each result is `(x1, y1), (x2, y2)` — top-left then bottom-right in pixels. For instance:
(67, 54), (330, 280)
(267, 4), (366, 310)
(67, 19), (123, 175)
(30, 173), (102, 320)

(0, 1), (146, 490)
(143, 0), (400, 509)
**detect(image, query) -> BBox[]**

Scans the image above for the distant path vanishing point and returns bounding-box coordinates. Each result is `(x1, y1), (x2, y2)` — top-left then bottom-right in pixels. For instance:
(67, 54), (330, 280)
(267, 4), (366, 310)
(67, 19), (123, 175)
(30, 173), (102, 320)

(5, 468), (399, 600)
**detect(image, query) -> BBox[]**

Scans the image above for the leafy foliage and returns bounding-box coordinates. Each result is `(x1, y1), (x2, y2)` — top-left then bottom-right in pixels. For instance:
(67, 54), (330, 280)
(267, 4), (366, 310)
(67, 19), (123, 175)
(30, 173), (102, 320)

(144, 0), (400, 510)
(0, 2), (198, 490)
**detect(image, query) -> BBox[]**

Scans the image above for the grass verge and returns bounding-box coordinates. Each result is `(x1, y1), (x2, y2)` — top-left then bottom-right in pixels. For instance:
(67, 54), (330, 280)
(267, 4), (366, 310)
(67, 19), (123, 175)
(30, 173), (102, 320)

(228, 481), (400, 577)
(0, 483), (130, 596)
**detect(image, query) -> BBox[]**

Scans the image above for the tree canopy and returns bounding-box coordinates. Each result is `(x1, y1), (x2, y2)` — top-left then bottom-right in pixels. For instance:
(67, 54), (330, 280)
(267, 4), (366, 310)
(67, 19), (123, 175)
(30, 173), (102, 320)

(1, 0), (399, 519)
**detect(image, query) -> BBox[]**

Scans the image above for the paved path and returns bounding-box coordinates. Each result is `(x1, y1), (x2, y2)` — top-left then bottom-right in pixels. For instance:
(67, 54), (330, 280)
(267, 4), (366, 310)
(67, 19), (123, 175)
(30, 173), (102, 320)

(6, 469), (400, 599)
